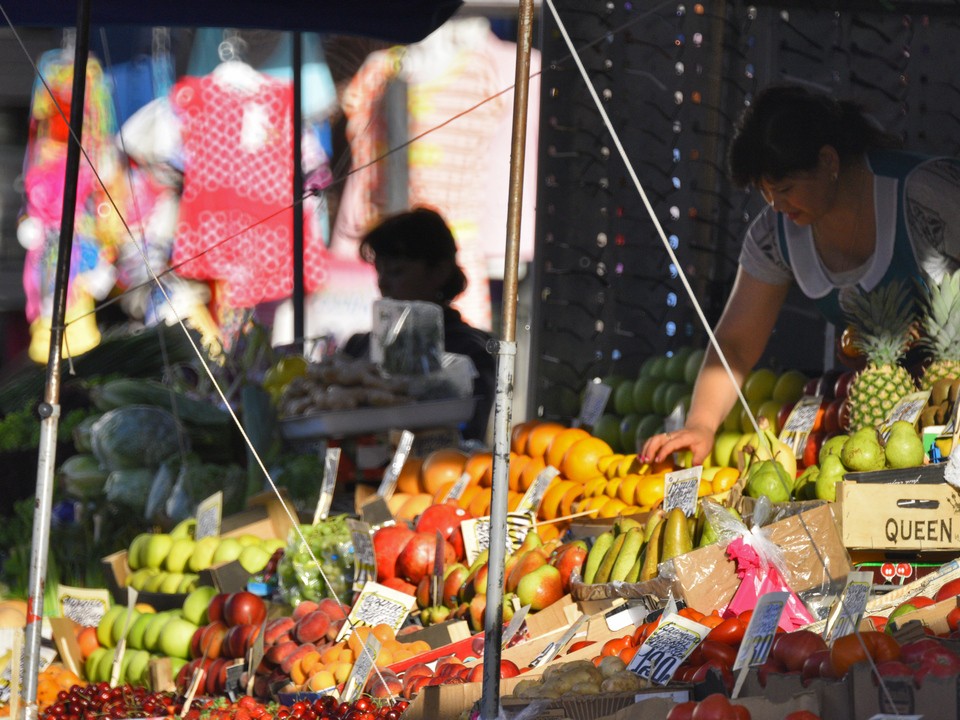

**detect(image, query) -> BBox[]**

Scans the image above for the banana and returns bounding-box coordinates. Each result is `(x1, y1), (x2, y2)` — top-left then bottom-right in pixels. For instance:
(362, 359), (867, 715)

(609, 527), (644, 583)
(639, 518), (665, 581)
(593, 532), (628, 584)
(583, 531), (614, 584)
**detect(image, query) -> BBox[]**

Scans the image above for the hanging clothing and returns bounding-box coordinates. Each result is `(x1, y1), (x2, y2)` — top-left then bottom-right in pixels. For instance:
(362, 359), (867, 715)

(331, 18), (541, 331)
(169, 65), (328, 308)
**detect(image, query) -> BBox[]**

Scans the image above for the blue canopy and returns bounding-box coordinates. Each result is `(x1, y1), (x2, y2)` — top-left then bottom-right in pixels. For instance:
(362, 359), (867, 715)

(1, 0), (463, 42)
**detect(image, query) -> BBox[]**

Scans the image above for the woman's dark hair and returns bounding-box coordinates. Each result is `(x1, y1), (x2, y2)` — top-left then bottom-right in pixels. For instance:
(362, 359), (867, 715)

(359, 207), (468, 303)
(727, 84), (901, 188)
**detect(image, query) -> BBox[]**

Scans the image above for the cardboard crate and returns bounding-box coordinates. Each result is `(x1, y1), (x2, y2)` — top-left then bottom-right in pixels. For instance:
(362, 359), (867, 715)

(598, 691), (820, 720)
(845, 661), (960, 719)
(501, 687), (693, 720)
(837, 480), (960, 551)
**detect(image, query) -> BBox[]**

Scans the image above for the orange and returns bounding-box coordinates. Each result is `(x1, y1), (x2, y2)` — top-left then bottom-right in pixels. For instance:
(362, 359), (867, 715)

(396, 457), (424, 494)
(539, 479), (574, 521)
(371, 623), (395, 644)
(456, 484), (482, 510)
(545, 428), (590, 470)
(518, 455), (546, 492)
(464, 451), (494, 487)
(524, 422), (567, 460)
(559, 483), (584, 518)
(396, 493), (432, 522)
(711, 467), (740, 493)
(468, 488), (492, 517)
(511, 419), (538, 455)
(538, 523), (562, 543)
(508, 452), (531, 492)
(635, 473), (666, 508)
(420, 448), (469, 495)
(560, 436), (614, 483)
(76, 625), (99, 661)
(507, 491), (524, 512)
(432, 481), (455, 504)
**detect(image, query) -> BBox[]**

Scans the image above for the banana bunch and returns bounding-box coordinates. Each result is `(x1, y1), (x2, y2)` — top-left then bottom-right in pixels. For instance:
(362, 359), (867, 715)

(582, 508), (695, 585)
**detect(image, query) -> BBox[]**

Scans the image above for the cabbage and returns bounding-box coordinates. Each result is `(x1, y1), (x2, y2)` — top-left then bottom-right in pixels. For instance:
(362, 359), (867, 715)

(90, 405), (186, 471)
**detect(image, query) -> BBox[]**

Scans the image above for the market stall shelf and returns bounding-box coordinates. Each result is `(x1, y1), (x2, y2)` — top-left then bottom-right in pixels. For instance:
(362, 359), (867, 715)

(279, 397), (476, 439)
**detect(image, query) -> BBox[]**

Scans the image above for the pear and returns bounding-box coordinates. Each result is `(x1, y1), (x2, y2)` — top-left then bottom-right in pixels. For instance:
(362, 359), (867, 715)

(744, 460), (791, 503)
(818, 434), (848, 466)
(793, 465), (820, 501)
(840, 428), (885, 472)
(885, 422), (925, 469)
(815, 455), (846, 502)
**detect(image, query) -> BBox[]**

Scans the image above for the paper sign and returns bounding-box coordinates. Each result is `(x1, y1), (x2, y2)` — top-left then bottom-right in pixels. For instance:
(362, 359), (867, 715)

(224, 660), (245, 701)
(663, 467), (702, 517)
(516, 466), (561, 514)
(431, 531), (445, 608)
(879, 391), (931, 442)
(529, 613), (589, 668)
(246, 618), (266, 695)
(342, 634), (382, 703)
(110, 587), (140, 687)
(336, 582), (416, 642)
(360, 496), (395, 529)
(56, 585), (109, 627)
(779, 395), (824, 458)
(823, 572), (873, 643)
(444, 472), (473, 503)
(195, 491), (223, 540)
(347, 519), (376, 592)
(312, 447), (342, 524)
(626, 613), (710, 685)
(731, 592), (788, 698)
(578, 382), (612, 428)
(377, 430), (414, 499)
(605, 604), (648, 632)
(502, 605), (531, 648)
(461, 512), (536, 566)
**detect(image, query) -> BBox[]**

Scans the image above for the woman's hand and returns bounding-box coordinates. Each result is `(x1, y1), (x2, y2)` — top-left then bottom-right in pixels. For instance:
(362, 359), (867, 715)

(641, 423), (715, 466)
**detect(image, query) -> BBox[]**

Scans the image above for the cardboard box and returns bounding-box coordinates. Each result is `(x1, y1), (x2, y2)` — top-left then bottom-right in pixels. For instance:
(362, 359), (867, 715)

(845, 660), (960, 719)
(502, 687), (693, 720)
(837, 480), (960, 551)
(598, 691), (820, 720)
(401, 678), (525, 720)
(887, 595), (960, 636)
(672, 503), (851, 614)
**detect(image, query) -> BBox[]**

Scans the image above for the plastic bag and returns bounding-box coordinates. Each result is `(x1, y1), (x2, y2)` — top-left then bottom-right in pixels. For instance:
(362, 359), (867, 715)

(163, 458), (246, 524)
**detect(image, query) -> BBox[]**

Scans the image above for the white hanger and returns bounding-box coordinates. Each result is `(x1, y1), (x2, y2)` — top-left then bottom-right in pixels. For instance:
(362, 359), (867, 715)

(212, 32), (266, 93)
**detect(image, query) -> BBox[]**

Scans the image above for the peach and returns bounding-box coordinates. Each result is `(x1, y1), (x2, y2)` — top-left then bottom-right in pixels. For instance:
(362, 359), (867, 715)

(331, 661), (353, 684)
(307, 669), (336, 692)
(264, 616), (296, 646)
(280, 643), (317, 675)
(317, 598), (348, 620)
(264, 640), (299, 667)
(294, 610), (331, 645)
(292, 600), (320, 622)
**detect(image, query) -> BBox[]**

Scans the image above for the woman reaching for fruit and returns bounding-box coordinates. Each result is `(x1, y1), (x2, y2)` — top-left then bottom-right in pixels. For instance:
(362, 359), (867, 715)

(642, 83), (960, 466)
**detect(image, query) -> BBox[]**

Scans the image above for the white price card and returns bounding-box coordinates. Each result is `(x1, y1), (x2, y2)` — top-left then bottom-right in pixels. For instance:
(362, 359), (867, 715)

(342, 634), (382, 704)
(312, 447), (342, 524)
(502, 605), (531, 648)
(195, 491), (223, 540)
(626, 613), (711, 685)
(578, 381), (612, 429)
(461, 512), (536, 566)
(444, 471), (473, 503)
(337, 582), (416, 642)
(347, 519), (377, 592)
(529, 614), (589, 668)
(823, 571), (873, 644)
(56, 585), (109, 627)
(663, 467), (702, 517)
(516, 466), (561, 515)
(778, 395), (823, 459)
(879, 391), (930, 442)
(731, 592), (789, 698)
(377, 430), (414, 500)
(110, 587), (140, 687)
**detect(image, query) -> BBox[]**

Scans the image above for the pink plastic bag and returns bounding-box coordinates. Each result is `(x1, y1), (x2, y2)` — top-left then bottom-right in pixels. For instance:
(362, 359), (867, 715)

(723, 535), (814, 631)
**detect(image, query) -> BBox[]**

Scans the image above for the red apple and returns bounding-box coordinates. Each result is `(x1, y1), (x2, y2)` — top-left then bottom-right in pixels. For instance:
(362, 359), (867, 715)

(935, 578), (960, 602)
(834, 370), (856, 400)
(396, 531), (457, 585)
(777, 402), (796, 436)
(802, 431), (826, 468)
(803, 378), (820, 396)
(415, 504), (470, 560)
(380, 576), (417, 596)
(822, 399), (843, 435)
(801, 649), (831, 685)
(372, 524), (415, 581)
(224, 623), (260, 659)
(206, 593), (229, 624)
(914, 646), (960, 687)
(223, 591), (267, 627)
(838, 398), (851, 432)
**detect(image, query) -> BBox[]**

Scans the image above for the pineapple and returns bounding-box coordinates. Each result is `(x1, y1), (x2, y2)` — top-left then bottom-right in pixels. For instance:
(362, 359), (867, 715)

(842, 280), (918, 432)
(918, 269), (960, 389)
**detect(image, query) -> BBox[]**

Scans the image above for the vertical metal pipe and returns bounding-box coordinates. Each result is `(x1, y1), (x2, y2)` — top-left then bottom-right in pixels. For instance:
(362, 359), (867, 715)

(22, 0), (92, 716)
(292, 31), (305, 349)
(480, 0), (535, 717)
(384, 78), (409, 213)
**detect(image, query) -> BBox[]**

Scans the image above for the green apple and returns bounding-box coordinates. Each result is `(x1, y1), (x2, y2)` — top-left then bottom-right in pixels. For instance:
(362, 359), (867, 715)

(84, 647), (107, 682)
(261, 538), (285, 555)
(159, 572), (185, 595)
(177, 574), (199, 593)
(234, 533), (262, 547)
(211, 537), (243, 566)
(181, 585), (218, 626)
(126, 613), (154, 650)
(188, 536), (219, 572)
(143, 612), (175, 652)
(96, 606), (125, 648)
(159, 617), (199, 660)
(238, 545), (271, 574)
(143, 572), (167, 593)
(169, 656), (188, 681)
(111, 608), (140, 647)
(124, 648), (151, 686)
(142, 534), (173, 570)
(164, 538), (196, 573)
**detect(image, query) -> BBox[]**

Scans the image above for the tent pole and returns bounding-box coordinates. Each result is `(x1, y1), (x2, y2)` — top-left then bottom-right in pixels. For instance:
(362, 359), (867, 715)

(480, 0), (535, 717)
(292, 31), (305, 349)
(22, 0), (92, 716)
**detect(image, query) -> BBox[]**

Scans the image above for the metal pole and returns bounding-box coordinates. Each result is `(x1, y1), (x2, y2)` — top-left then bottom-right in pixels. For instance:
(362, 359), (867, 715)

(22, 0), (91, 716)
(480, 1), (535, 717)
(384, 78), (409, 213)
(292, 31), (305, 349)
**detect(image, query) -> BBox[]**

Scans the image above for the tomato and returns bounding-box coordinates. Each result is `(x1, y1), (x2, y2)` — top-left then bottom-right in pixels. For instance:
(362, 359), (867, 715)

(678, 607), (706, 623)
(948, 606), (960, 633)
(691, 660), (735, 695)
(830, 631), (901, 677)
(707, 617), (745, 646)
(691, 693), (736, 720)
(731, 706), (751, 720)
(700, 639), (738, 668)
(601, 635), (633, 657)
(771, 629), (827, 672)
(633, 619), (659, 646)
(618, 643), (639, 665)
(700, 614), (725, 630)
(666, 701), (698, 720)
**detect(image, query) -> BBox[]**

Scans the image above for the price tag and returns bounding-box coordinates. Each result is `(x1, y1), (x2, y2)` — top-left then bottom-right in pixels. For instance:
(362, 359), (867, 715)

(529, 613), (589, 668)
(502, 605), (530, 648)
(341, 634), (382, 703)
(377, 431), (414, 500)
(731, 592), (789, 698)
(336, 582), (416, 642)
(56, 585), (109, 627)
(431, 531), (444, 608)
(778, 395), (824, 458)
(347, 519), (377, 592)
(110, 587), (140, 687)
(626, 613), (710, 685)
(360, 496), (395, 529)
(823, 572), (873, 643)
(578, 382), (612, 428)
(663, 467), (702, 517)
(444, 472), (474, 503)
(195, 491), (223, 540)
(879, 391), (931, 442)
(312, 447), (342, 524)
(245, 619), (267, 696)
(224, 660), (245, 701)
(461, 512), (536, 566)
(516, 466), (561, 515)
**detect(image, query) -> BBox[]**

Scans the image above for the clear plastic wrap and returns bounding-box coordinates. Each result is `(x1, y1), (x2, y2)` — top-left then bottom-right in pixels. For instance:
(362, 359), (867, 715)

(277, 516), (355, 605)
(370, 299), (444, 375)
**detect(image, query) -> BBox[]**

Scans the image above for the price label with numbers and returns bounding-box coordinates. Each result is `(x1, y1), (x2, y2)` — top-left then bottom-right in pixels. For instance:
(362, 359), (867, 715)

(312, 447), (342, 524)
(663, 467), (702, 517)
(879, 391), (931, 442)
(195, 491), (223, 540)
(823, 572), (873, 643)
(626, 613), (710, 685)
(516, 466), (561, 515)
(377, 430), (414, 500)
(444, 471), (473, 503)
(778, 395), (823, 458)
(461, 512), (536, 566)
(342, 634), (382, 703)
(336, 582), (415, 642)
(733, 592), (788, 672)
(347, 519), (377, 592)
(578, 382), (612, 429)
(56, 585), (109, 628)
